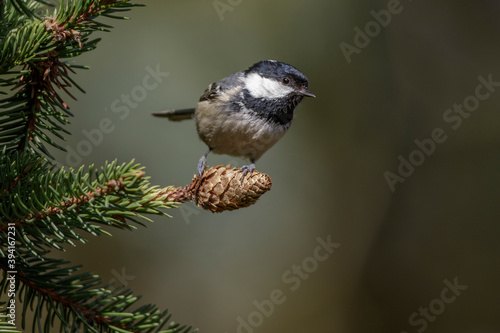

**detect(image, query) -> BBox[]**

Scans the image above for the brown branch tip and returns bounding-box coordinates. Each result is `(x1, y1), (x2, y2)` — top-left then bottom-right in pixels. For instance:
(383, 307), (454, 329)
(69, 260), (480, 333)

(161, 165), (272, 213)
(44, 17), (82, 48)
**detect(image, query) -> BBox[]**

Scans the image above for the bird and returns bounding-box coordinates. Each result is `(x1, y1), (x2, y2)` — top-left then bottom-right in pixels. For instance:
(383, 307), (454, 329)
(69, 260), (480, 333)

(152, 60), (315, 178)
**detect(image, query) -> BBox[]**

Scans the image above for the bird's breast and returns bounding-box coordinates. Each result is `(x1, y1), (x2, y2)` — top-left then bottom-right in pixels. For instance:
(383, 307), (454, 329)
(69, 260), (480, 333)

(194, 100), (289, 161)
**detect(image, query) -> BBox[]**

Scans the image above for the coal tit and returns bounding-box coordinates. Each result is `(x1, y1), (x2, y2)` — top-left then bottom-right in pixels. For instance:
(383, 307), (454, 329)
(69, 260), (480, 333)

(152, 60), (315, 177)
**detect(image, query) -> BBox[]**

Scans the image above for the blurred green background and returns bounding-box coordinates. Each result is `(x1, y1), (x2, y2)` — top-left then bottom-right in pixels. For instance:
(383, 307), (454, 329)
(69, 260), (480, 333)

(48, 0), (500, 332)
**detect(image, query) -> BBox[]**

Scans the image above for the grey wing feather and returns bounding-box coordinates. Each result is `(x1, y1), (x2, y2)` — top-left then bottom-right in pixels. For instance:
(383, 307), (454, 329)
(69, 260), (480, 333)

(152, 71), (244, 120)
(199, 71), (244, 102)
(199, 83), (221, 102)
(151, 108), (195, 121)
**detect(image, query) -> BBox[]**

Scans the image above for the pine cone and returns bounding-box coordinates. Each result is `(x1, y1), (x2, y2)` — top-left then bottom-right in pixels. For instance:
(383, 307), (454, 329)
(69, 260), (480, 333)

(163, 165), (272, 213)
(194, 165), (272, 213)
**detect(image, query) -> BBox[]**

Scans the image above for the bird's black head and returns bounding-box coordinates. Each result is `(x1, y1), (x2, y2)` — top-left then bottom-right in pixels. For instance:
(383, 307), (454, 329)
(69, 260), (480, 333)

(244, 60), (315, 100)
(241, 60), (315, 126)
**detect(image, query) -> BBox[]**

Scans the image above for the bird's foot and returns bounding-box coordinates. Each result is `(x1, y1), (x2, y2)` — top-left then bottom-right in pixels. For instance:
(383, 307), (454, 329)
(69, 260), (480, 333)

(197, 157), (206, 178)
(240, 163), (256, 181)
(197, 149), (212, 178)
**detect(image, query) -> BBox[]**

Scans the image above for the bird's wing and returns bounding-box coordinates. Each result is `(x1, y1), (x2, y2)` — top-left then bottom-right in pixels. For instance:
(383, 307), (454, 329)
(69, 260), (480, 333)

(199, 82), (222, 102)
(199, 71), (244, 102)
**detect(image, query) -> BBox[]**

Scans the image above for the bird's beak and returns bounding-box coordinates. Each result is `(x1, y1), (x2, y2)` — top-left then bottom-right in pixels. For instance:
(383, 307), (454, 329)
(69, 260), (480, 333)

(298, 87), (316, 98)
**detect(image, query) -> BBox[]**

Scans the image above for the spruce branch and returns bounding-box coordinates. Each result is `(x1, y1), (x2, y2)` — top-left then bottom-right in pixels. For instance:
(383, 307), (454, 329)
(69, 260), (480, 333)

(0, 161), (270, 332)
(0, 150), (203, 332)
(0, 0), (143, 158)
(5, 0), (48, 19)
(0, 1), (202, 332)
(1, 1), (273, 332)
(0, 310), (21, 332)
(0, 152), (177, 260)
(0, 152), (272, 261)
(0, 249), (193, 333)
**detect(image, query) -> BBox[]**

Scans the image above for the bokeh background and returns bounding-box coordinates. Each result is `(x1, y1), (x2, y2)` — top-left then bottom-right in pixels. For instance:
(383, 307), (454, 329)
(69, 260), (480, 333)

(47, 0), (500, 332)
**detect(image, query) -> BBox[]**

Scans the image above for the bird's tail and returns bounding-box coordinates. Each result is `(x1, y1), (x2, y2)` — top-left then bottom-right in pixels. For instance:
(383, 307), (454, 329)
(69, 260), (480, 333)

(151, 108), (195, 121)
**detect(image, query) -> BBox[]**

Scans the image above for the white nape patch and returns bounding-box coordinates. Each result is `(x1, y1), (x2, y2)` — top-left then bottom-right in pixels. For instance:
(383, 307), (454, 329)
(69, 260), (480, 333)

(245, 72), (294, 99)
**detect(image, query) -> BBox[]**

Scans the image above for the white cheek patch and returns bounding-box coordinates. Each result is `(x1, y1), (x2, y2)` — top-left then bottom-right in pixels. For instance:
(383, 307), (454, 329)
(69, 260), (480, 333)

(245, 73), (294, 98)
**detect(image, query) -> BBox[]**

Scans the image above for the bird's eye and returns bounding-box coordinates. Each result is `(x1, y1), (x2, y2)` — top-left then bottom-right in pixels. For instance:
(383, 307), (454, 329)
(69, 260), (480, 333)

(282, 77), (290, 85)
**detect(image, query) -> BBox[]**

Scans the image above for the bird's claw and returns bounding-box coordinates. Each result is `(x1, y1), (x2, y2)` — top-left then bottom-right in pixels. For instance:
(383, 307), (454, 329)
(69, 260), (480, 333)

(197, 149), (212, 178)
(240, 163), (255, 181)
(197, 158), (206, 178)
